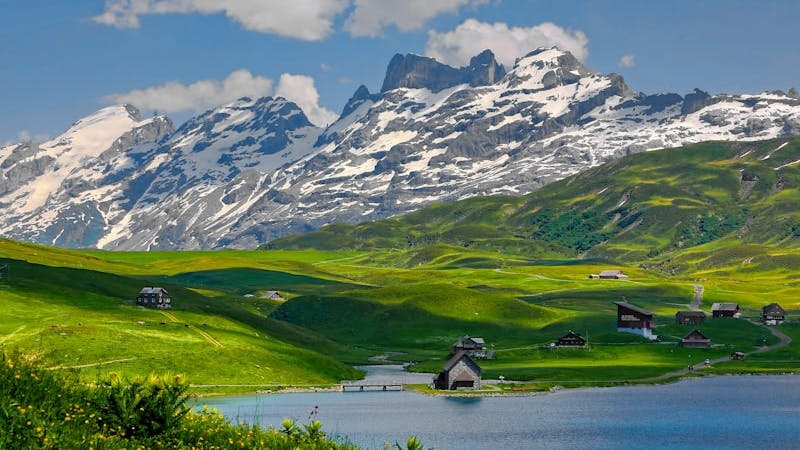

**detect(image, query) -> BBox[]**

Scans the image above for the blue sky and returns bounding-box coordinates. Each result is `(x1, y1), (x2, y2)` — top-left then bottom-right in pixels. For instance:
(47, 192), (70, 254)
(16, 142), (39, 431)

(1, 0), (799, 143)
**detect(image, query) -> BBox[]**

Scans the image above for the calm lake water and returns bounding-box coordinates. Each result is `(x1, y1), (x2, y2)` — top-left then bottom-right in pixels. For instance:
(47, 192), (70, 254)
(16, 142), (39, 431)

(198, 371), (800, 449)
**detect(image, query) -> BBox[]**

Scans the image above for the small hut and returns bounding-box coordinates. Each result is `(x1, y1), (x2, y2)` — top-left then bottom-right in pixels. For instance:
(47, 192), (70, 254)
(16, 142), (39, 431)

(730, 352), (745, 360)
(589, 270), (629, 280)
(761, 303), (786, 325)
(679, 329), (711, 348)
(453, 336), (486, 358)
(433, 351), (481, 390)
(136, 287), (171, 309)
(712, 303), (740, 318)
(262, 291), (285, 300)
(555, 331), (587, 347)
(676, 310), (706, 325)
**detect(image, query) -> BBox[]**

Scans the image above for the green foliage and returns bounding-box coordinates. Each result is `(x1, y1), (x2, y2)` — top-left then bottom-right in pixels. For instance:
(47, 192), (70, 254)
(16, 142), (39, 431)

(0, 352), (365, 449)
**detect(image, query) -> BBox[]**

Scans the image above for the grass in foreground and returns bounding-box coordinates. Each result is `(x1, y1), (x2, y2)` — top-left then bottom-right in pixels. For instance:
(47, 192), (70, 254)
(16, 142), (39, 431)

(0, 352), (426, 449)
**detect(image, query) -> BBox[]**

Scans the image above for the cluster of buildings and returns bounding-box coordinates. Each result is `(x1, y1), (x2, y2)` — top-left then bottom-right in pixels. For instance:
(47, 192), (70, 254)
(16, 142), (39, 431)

(615, 298), (788, 350)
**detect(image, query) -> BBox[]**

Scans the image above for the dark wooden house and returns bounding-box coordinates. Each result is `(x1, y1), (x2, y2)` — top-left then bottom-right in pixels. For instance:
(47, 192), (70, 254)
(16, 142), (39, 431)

(675, 310), (706, 325)
(761, 303), (786, 325)
(679, 329), (711, 348)
(433, 351), (481, 390)
(137, 287), (171, 309)
(555, 331), (586, 347)
(453, 336), (487, 358)
(614, 301), (656, 340)
(712, 303), (740, 318)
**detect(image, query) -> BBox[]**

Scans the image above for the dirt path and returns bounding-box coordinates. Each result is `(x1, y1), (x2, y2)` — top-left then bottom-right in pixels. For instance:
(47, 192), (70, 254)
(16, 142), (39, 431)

(47, 358), (137, 370)
(160, 311), (223, 348)
(647, 319), (791, 382)
(691, 284), (704, 310)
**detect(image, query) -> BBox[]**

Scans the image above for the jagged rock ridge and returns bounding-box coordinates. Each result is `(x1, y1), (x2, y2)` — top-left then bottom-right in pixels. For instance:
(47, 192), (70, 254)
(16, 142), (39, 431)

(1, 48), (799, 249)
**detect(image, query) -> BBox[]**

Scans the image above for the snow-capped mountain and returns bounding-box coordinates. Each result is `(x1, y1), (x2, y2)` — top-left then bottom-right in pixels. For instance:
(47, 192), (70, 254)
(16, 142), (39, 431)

(2, 47), (800, 249)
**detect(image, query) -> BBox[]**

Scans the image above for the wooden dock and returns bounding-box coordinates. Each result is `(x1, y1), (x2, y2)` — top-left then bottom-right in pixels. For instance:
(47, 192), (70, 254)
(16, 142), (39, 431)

(340, 382), (404, 392)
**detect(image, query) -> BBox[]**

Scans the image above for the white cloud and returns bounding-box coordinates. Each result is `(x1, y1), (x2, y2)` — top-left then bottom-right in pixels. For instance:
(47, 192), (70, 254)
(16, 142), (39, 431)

(104, 69), (274, 113)
(320, 63), (332, 72)
(275, 74), (338, 127)
(425, 19), (589, 68)
(5, 130), (50, 145)
(104, 70), (337, 126)
(619, 54), (636, 68)
(92, 0), (348, 41)
(344, 0), (488, 37)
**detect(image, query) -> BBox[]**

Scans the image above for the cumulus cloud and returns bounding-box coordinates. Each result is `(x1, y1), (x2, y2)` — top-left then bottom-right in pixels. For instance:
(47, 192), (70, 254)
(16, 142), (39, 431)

(344, 0), (488, 37)
(4, 130), (50, 145)
(92, 0), (348, 41)
(619, 54), (636, 68)
(104, 70), (337, 127)
(275, 74), (338, 127)
(103, 69), (274, 113)
(425, 19), (589, 68)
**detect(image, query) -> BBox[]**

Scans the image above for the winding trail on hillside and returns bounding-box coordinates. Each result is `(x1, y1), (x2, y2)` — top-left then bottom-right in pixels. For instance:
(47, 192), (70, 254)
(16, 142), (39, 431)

(691, 284), (704, 310)
(47, 358), (137, 370)
(647, 319), (792, 382)
(160, 311), (224, 348)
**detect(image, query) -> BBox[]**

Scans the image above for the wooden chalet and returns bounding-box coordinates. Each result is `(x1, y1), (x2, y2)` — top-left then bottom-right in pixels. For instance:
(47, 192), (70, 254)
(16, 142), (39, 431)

(614, 301), (656, 340)
(555, 331), (586, 347)
(675, 310), (706, 325)
(589, 270), (629, 280)
(679, 329), (711, 348)
(712, 303), (740, 318)
(262, 291), (285, 300)
(453, 336), (487, 358)
(761, 303), (786, 325)
(433, 351), (481, 390)
(137, 287), (171, 309)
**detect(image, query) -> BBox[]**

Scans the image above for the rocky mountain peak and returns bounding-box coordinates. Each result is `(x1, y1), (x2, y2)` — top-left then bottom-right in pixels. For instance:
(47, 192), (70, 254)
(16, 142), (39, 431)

(380, 50), (507, 93)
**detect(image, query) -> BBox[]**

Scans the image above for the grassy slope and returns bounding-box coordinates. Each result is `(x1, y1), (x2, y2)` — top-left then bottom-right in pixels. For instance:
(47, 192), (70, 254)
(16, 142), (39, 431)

(2, 138), (799, 389)
(0, 240), (366, 390)
(269, 138), (800, 269)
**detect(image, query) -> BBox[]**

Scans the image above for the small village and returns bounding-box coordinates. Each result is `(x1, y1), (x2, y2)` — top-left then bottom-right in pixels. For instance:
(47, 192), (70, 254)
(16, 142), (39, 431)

(134, 268), (790, 393)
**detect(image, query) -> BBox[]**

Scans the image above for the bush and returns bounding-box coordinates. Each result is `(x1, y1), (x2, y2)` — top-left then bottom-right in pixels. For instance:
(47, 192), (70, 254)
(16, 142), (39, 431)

(0, 352), (424, 449)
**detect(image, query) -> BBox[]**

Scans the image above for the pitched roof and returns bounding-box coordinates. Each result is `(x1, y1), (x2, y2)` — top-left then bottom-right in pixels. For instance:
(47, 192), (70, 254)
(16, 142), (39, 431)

(559, 331), (584, 339)
(712, 302), (739, 311)
(762, 303), (786, 314)
(599, 270), (625, 276)
(442, 351), (480, 372)
(682, 329), (709, 340)
(676, 310), (706, 317)
(139, 287), (167, 294)
(614, 301), (653, 316)
(458, 336), (484, 344)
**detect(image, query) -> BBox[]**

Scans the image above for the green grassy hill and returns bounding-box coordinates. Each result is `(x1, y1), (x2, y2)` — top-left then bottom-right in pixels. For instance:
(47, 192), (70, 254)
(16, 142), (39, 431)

(269, 138), (800, 273)
(1, 138), (799, 392)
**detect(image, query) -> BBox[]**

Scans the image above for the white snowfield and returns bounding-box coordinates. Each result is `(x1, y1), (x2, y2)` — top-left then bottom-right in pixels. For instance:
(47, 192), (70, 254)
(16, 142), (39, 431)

(1, 47), (799, 249)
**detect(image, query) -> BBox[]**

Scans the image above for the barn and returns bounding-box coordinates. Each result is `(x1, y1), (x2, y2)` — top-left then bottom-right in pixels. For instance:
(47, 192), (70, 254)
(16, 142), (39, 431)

(712, 303), (740, 318)
(676, 310), (706, 325)
(137, 287), (171, 309)
(614, 301), (656, 340)
(761, 303), (786, 325)
(453, 336), (487, 358)
(555, 331), (587, 347)
(679, 329), (711, 348)
(433, 351), (481, 390)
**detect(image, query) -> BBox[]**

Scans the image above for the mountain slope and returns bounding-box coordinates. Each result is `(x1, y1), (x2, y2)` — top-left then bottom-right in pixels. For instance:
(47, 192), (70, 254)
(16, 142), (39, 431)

(202, 48), (800, 246)
(268, 137), (800, 272)
(2, 48), (800, 249)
